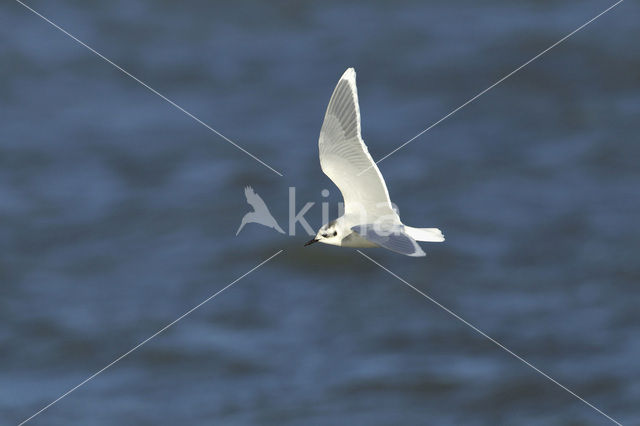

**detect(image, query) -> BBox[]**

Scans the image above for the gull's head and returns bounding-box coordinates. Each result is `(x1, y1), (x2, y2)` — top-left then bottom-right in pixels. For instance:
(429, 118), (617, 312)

(304, 221), (342, 247)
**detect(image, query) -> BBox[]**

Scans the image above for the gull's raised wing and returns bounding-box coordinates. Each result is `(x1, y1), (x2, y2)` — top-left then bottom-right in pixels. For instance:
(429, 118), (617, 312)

(319, 68), (397, 219)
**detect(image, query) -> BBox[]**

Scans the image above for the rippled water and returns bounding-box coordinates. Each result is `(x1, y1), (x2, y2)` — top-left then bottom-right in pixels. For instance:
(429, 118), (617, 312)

(2, 0), (639, 424)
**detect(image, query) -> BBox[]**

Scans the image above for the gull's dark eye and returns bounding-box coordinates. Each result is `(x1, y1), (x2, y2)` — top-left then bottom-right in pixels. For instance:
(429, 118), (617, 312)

(333, 231), (337, 236)
(322, 234), (328, 238)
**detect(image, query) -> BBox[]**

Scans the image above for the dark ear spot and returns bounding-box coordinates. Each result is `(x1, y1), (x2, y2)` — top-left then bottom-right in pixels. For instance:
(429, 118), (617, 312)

(333, 231), (337, 236)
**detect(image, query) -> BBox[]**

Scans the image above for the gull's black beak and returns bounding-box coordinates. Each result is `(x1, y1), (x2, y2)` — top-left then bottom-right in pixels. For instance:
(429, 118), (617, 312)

(304, 238), (319, 247)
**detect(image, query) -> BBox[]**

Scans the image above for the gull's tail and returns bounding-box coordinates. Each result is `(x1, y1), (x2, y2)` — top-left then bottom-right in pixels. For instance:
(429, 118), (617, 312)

(404, 226), (445, 242)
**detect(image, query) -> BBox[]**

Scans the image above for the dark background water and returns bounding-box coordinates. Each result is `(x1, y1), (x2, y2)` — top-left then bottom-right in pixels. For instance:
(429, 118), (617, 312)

(2, 0), (639, 424)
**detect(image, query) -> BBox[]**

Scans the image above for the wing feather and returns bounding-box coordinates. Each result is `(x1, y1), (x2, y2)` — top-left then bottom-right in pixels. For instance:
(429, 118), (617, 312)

(319, 68), (397, 220)
(351, 224), (426, 257)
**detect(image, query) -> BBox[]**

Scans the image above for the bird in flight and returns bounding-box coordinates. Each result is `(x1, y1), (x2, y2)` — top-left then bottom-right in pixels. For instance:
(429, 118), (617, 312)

(305, 68), (444, 256)
(236, 186), (285, 236)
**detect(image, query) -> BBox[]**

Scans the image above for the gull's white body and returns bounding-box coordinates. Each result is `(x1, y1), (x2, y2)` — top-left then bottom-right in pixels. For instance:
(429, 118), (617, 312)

(309, 68), (444, 257)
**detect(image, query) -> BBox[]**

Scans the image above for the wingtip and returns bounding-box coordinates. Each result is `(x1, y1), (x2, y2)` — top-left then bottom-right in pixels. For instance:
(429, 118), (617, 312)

(411, 247), (427, 257)
(342, 67), (356, 81)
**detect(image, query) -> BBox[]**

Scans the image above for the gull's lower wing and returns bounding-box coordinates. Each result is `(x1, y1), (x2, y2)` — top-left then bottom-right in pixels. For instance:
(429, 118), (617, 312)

(319, 69), (397, 218)
(352, 224), (426, 257)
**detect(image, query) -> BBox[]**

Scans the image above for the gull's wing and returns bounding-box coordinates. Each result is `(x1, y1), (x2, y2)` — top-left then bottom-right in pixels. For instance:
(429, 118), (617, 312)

(351, 224), (426, 257)
(319, 68), (397, 219)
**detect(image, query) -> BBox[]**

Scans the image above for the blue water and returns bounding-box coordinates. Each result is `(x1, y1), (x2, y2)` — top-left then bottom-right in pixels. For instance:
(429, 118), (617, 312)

(2, 0), (639, 424)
